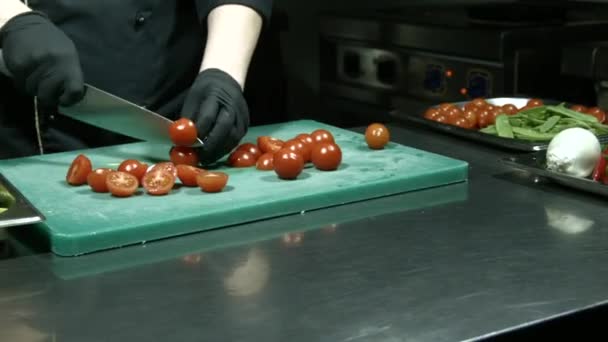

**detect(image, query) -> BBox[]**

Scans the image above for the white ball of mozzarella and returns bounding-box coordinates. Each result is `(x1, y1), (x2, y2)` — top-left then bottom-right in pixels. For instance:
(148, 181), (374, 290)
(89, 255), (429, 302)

(546, 128), (601, 178)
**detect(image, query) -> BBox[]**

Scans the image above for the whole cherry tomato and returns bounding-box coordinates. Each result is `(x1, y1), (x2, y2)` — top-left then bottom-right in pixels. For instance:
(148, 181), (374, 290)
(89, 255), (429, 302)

(170, 146), (199, 166)
(586, 107), (607, 123)
(365, 123), (390, 149)
(87, 168), (113, 193)
(311, 142), (342, 171)
(228, 150), (257, 167)
(118, 159), (148, 183)
(311, 129), (335, 145)
(236, 143), (262, 160)
(273, 148), (305, 180)
(283, 139), (311, 162)
(257, 136), (284, 154)
(256, 152), (274, 171)
(169, 118), (198, 146)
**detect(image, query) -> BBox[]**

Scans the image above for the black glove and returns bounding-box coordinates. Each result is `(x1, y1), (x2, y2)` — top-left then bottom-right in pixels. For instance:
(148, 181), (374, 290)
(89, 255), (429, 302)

(181, 68), (249, 165)
(0, 11), (84, 107)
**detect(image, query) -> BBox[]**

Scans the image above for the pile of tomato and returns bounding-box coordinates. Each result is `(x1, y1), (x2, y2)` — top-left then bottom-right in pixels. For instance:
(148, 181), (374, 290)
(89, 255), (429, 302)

(65, 119), (391, 198)
(423, 98), (607, 129)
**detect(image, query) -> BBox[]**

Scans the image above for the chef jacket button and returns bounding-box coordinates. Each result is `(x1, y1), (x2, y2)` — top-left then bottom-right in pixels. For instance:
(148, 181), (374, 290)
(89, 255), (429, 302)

(135, 13), (146, 27)
(49, 114), (55, 120)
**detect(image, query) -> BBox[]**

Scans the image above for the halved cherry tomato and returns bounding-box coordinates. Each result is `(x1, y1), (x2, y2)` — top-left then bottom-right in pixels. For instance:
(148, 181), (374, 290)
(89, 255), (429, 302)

(228, 150), (257, 167)
(142, 170), (175, 196)
(236, 143), (262, 160)
(106, 171), (139, 197)
(118, 159), (148, 183)
(570, 104), (587, 113)
(66, 154), (92, 185)
(311, 142), (342, 171)
(586, 107), (606, 123)
(149, 162), (178, 179)
(273, 148), (304, 180)
(365, 123), (390, 149)
(311, 129), (335, 145)
(196, 171), (229, 193)
(169, 118), (198, 146)
(170, 146), (199, 166)
(256, 152), (274, 170)
(257, 136), (284, 154)
(176, 164), (205, 186)
(87, 168), (113, 193)
(283, 139), (312, 162)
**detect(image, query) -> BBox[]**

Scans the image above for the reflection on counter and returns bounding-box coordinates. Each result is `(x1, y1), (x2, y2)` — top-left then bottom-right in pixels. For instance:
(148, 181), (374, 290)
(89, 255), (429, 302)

(545, 206), (594, 235)
(282, 232), (304, 247)
(223, 248), (270, 297)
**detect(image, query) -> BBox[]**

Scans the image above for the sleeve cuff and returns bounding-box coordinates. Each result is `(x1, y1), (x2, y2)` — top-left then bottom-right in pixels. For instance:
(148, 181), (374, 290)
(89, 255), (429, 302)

(195, 0), (273, 26)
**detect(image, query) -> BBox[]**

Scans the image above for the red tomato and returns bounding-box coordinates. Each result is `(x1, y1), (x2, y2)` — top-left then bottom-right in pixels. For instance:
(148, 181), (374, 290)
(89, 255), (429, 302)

(446, 107), (464, 124)
(196, 171), (229, 193)
(176, 164), (205, 187)
(311, 143), (342, 171)
(586, 107), (606, 123)
(365, 123), (390, 149)
(435, 115), (448, 124)
(169, 118), (198, 146)
(106, 171), (139, 197)
(463, 109), (479, 128)
(118, 159), (148, 183)
(170, 146), (199, 166)
(149, 162), (178, 179)
(295, 133), (315, 147)
(570, 104), (587, 113)
(66, 154), (92, 185)
(438, 103), (456, 114)
(257, 136), (284, 154)
(477, 110), (492, 128)
(142, 170), (175, 195)
(87, 168), (113, 193)
(527, 98), (544, 108)
(424, 108), (441, 120)
(283, 139), (312, 162)
(501, 104), (518, 115)
(452, 117), (472, 129)
(256, 152), (274, 170)
(228, 150), (257, 167)
(273, 148), (305, 180)
(468, 98), (488, 110)
(235, 143), (262, 160)
(311, 129), (335, 145)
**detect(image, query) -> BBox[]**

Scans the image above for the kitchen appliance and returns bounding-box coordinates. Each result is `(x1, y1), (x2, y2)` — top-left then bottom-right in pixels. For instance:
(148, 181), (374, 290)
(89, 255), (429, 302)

(318, 2), (608, 127)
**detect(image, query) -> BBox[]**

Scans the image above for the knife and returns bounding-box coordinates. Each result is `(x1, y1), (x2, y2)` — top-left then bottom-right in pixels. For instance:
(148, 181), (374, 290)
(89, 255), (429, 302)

(58, 84), (204, 147)
(0, 174), (45, 229)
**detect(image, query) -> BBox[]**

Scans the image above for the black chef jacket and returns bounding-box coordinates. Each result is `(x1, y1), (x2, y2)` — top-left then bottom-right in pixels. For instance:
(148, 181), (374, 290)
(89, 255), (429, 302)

(0, 0), (272, 159)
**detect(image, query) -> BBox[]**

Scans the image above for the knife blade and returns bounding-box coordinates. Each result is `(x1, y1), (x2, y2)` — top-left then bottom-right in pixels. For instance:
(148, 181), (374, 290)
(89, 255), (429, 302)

(58, 84), (204, 147)
(0, 174), (45, 229)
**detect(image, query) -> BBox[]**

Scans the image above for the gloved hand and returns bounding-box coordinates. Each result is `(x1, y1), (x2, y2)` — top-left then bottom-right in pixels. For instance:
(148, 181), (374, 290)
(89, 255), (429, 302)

(181, 68), (249, 165)
(0, 11), (84, 107)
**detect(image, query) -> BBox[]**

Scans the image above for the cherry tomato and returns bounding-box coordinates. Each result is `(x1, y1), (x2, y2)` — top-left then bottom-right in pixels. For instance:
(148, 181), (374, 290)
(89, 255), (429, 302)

(295, 133), (315, 148)
(527, 98), (544, 108)
(452, 117), (472, 129)
(283, 139), (312, 162)
(257, 136), (284, 154)
(311, 129), (335, 145)
(502, 104), (518, 115)
(235, 143), (262, 160)
(149, 162), (178, 179)
(586, 107), (606, 123)
(435, 115), (448, 124)
(469, 98), (488, 110)
(477, 110), (492, 128)
(424, 108), (441, 120)
(365, 123), (390, 149)
(196, 171), (229, 193)
(66, 154), (92, 186)
(438, 103), (456, 114)
(273, 148), (305, 180)
(446, 107), (464, 124)
(311, 142), (342, 171)
(518, 105), (534, 113)
(142, 170), (175, 196)
(87, 168), (113, 193)
(118, 159), (148, 183)
(570, 104), (587, 113)
(106, 171), (139, 197)
(228, 150), (257, 167)
(485, 105), (495, 112)
(463, 109), (479, 128)
(170, 146), (199, 166)
(176, 164), (205, 187)
(256, 152), (274, 171)
(169, 118), (198, 146)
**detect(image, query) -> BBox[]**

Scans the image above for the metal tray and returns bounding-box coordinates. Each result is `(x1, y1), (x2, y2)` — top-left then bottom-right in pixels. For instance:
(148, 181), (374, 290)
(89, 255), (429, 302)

(0, 174), (44, 228)
(502, 152), (608, 198)
(390, 97), (608, 152)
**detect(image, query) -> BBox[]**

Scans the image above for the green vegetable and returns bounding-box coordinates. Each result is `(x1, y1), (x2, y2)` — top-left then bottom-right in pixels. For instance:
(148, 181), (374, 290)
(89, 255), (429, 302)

(0, 185), (15, 213)
(495, 114), (514, 138)
(481, 103), (608, 141)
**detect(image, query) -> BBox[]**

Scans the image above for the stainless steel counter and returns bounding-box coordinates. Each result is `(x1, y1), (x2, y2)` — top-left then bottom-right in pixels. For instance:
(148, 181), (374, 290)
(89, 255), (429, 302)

(2, 123), (608, 341)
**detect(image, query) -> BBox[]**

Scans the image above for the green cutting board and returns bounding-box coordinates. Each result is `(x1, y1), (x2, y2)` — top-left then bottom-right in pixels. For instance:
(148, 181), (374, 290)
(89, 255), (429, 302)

(0, 120), (468, 256)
